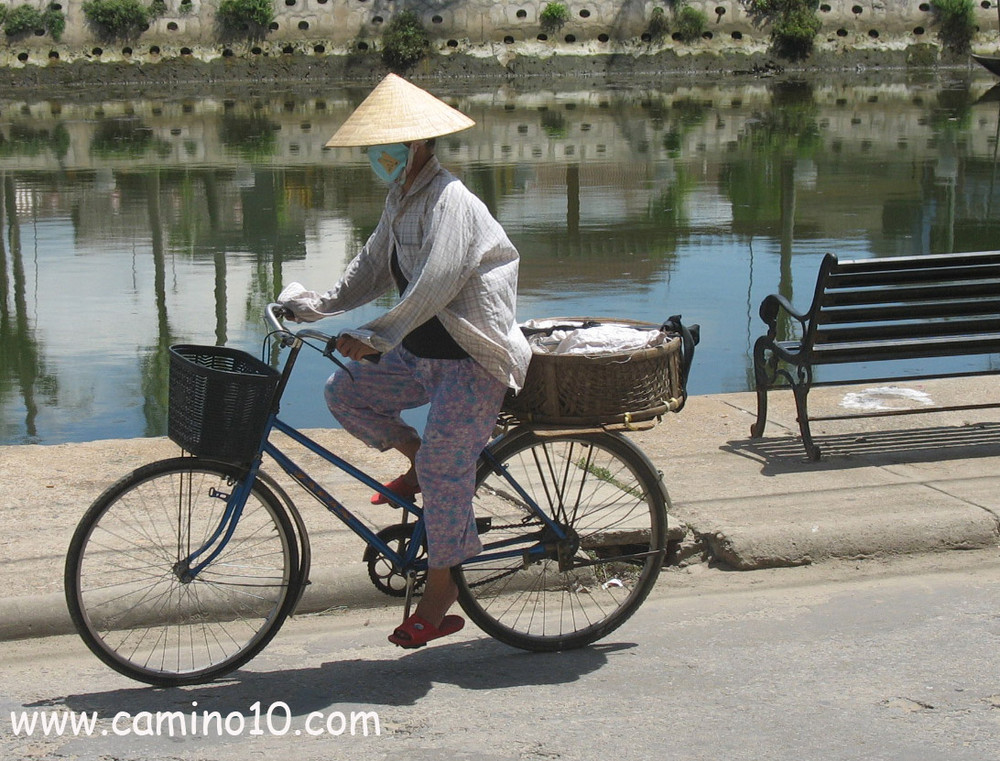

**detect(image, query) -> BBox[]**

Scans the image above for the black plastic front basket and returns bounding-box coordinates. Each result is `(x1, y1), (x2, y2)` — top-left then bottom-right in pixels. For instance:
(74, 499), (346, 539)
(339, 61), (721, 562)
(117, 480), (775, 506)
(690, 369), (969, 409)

(168, 344), (281, 465)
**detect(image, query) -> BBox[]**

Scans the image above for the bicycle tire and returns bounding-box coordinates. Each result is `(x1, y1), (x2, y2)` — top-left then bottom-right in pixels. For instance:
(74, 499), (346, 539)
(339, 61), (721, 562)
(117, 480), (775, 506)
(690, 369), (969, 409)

(65, 457), (301, 686)
(455, 428), (668, 651)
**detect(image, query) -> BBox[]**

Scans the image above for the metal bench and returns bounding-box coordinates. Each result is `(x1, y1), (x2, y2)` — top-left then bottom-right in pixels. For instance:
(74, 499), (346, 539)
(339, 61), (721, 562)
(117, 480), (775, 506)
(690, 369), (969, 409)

(750, 250), (1000, 459)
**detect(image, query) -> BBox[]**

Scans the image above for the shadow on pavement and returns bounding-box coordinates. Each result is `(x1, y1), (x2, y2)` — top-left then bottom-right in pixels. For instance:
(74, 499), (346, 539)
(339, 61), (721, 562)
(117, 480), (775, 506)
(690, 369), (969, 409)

(44, 640), (635, 715)
(723, 422), (1000, 475)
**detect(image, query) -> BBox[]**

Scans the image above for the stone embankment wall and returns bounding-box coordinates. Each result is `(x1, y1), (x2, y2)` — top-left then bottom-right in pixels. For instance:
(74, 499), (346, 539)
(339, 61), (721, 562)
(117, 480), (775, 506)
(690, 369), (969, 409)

(1, 0), (999, 68)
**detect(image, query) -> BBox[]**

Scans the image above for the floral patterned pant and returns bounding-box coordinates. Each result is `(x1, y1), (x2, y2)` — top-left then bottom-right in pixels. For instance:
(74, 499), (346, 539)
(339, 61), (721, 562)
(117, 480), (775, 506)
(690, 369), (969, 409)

(325, 347), (507, 569)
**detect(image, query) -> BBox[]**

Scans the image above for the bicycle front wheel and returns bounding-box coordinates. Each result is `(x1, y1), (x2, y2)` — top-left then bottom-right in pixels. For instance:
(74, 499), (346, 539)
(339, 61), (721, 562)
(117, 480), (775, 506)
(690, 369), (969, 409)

(455, 428), (668, 651)
(65, 457), (301, 686)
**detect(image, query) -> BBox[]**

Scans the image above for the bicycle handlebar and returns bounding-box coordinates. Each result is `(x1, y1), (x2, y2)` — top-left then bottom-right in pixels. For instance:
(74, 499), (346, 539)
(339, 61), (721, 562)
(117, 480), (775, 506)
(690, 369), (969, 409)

(265, 303), (381, 363)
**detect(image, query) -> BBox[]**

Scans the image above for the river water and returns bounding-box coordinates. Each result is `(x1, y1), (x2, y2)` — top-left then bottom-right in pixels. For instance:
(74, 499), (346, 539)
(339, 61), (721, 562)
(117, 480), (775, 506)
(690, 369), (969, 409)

(3, 71), (1000, 445)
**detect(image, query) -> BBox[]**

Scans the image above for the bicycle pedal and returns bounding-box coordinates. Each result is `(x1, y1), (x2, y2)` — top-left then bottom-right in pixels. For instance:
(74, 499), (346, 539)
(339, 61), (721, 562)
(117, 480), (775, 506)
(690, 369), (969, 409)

(475, 517), (492, 534)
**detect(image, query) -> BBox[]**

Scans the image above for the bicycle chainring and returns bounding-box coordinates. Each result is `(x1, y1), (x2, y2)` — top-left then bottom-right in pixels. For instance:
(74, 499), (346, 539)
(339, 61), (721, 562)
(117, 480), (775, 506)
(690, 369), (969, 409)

(363, 523), (427, 597)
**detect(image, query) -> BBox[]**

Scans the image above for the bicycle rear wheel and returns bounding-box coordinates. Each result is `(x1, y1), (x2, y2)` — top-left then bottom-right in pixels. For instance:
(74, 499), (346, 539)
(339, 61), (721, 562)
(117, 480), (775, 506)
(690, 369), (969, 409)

(65, 457), (301, 686)
(455, 428), (668, 651)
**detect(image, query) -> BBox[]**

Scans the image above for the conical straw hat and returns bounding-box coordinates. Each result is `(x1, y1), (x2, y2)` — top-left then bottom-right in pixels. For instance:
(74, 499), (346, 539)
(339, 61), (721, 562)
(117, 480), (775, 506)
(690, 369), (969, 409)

(326, 73), (475, 147)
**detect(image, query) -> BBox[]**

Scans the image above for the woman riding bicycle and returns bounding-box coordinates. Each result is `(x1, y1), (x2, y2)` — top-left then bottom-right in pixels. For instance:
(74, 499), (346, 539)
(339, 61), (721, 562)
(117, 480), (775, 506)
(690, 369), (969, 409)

(279, 73), (531, 649)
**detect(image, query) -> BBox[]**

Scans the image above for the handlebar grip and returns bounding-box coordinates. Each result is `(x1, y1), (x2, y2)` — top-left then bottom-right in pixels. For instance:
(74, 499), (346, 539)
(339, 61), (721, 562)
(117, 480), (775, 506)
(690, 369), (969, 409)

(323, 335), (381, 364)
(266, 302), (291, 331)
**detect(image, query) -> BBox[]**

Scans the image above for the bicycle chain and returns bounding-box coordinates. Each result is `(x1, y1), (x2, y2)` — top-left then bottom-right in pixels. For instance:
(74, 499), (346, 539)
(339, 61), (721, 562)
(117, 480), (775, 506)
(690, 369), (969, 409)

(490, 519), (544, 531)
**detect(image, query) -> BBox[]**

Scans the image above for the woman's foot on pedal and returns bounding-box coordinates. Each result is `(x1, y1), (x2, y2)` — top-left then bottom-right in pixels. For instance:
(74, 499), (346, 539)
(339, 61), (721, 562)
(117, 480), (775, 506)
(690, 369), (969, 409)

(371, 474), (421, 505)
(388, 614), (464, 649)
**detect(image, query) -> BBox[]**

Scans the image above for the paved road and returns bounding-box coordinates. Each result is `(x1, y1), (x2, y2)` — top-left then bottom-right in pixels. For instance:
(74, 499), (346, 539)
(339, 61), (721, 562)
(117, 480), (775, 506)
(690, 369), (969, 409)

(2, 550), (998, 761)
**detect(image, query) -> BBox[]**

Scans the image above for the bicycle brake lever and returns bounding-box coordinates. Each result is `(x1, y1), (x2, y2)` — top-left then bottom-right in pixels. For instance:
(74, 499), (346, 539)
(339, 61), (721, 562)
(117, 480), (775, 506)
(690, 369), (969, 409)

(322, 338), (356, 379)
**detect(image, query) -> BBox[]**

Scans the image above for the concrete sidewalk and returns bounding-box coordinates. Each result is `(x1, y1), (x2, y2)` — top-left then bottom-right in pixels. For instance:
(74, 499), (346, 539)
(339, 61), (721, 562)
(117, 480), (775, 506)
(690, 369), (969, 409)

(2, 375), (998, 641)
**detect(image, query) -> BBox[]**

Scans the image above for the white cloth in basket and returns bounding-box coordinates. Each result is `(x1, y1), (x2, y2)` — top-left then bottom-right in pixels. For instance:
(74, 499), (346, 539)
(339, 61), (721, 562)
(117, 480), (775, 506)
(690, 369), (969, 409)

(522, 319), (668, 356)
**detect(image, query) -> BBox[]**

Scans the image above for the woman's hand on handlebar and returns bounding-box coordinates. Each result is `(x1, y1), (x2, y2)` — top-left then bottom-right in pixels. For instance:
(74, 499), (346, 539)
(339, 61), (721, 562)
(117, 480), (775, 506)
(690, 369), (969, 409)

(336, 334), (381, 362)
(272, 304), (295, 321)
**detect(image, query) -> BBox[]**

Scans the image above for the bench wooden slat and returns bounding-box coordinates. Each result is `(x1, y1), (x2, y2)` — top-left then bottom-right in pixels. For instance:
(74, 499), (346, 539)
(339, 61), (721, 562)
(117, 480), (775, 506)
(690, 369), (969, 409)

(776, 332), (1000, 361)
(831, 250), (1000, 273)
(821, 282), (1000, 308)
(816, 299), (1000, 324)
(816, 318), (1000, 343)
(810, 333), (1000, 363)
(827, 263), (1000, 289)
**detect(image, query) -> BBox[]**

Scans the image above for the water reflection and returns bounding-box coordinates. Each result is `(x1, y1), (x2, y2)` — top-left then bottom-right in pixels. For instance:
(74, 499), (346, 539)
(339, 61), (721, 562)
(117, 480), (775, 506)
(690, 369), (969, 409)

(1, 173), (58, 440)
(3, 74), (1000, 445)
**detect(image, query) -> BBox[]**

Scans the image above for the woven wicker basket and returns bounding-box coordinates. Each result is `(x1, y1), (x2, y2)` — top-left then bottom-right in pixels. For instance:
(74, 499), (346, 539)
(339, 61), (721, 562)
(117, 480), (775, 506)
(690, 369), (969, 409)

(168, 345), (281, 465)
(502, 318), (685, 427)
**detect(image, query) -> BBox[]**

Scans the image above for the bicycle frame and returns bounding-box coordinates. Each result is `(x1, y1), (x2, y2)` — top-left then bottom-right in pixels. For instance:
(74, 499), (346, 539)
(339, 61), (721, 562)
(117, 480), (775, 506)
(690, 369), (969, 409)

(180, 321), (570, 584)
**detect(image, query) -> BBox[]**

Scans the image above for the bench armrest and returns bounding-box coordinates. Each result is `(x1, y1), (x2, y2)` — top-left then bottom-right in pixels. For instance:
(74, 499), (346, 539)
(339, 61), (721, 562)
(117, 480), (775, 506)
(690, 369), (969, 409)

(758, 293), (808, 336)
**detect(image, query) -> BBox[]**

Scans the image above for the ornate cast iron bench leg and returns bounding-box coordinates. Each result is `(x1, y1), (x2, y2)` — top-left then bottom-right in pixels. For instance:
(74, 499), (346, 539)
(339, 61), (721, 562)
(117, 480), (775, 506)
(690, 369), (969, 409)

(791, 366), (820, 460)
(751, 337), (775, 438)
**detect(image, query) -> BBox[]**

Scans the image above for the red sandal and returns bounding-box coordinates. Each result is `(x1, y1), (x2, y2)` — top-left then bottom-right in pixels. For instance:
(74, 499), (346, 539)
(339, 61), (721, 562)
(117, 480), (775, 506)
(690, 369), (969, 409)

(371, 475), (421, 505)
(388, 614), (465, 649)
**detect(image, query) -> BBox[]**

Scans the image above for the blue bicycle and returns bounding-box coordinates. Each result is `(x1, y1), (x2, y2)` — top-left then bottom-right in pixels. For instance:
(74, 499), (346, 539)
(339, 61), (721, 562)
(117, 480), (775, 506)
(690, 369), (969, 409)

(64, 305), (684, 686)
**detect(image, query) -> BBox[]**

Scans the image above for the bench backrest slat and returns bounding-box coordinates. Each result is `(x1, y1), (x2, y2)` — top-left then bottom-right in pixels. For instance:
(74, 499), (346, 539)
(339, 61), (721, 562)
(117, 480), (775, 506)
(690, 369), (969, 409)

(819, 293), (1000, 317)
(816, 318), (1000, 344)
(827, 265), (1000, 290)
(832, 250), (1000, 274)
(811, 334), (1000, 364)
